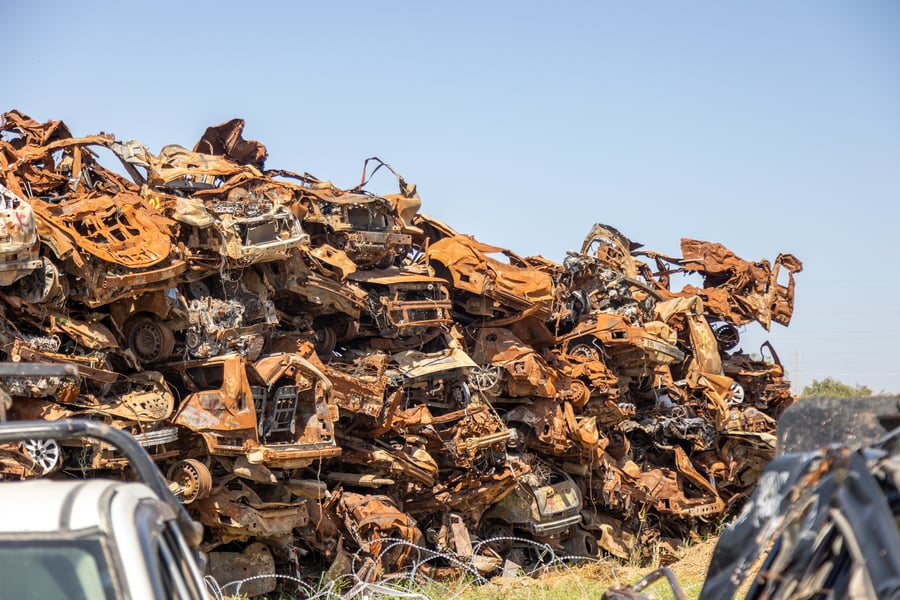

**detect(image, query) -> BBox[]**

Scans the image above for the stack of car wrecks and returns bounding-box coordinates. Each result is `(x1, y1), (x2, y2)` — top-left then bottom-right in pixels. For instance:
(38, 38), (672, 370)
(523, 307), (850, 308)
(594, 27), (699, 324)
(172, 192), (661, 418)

(0, 110), (802, 589)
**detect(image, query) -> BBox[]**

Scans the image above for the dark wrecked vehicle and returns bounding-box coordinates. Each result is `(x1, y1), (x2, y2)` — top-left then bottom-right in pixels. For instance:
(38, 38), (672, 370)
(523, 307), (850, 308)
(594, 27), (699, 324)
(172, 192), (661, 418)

(260, 249), (369, 356)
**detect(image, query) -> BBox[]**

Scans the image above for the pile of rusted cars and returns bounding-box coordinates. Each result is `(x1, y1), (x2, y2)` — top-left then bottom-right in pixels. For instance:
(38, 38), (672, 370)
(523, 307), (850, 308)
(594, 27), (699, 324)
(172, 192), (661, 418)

(0, 110), (802, 587)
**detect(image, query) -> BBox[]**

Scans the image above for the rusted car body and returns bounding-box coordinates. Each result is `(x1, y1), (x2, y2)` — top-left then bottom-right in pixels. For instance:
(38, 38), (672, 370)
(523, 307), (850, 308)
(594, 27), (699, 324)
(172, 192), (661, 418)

(466, 327), (589, 406)
(382, 337), (514, 463)
(162, 351), (339, 469)
(637, 239), (803, 330)
(307, 193), (411, 269)
(346, 266), (452, 342)
(107, 270), (278, 364)
(33, 191), (185, 307)
(425, 235), (556, 322)
(479, 456), (584, 545)
(0, 112), (187, 307)
(557, 313), (685, 372)
(110, 139), (309, 268)
(258, 250), (368, 355)
(0, 110), (805, 587)
(295, 175), (413, 269)
(326, 490), (424, 581)
(580, 223), (643, 279)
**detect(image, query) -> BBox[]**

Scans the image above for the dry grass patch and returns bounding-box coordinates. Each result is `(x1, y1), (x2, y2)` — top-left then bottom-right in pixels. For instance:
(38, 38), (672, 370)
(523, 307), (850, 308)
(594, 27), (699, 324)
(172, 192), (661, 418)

(454, 536), (718, 600)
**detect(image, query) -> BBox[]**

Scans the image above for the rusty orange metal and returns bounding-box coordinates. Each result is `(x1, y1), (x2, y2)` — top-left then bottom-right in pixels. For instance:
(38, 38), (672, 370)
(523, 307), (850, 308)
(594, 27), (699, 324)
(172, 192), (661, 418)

(0, 110), (804, 583)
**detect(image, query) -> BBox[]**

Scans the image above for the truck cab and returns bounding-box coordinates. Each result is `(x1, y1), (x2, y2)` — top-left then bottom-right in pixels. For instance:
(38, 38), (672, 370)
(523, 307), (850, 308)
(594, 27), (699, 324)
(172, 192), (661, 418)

(0, 419), (209, 600)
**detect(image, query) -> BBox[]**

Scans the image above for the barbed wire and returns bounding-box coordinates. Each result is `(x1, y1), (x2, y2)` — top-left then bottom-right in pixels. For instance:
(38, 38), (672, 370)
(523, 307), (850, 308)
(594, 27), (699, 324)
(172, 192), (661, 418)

(209, 535), (616, 599)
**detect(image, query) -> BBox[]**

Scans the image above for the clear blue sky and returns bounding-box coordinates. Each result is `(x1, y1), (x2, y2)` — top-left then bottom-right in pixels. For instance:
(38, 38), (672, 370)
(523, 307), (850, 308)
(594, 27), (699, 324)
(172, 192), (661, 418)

(5, 1), (899, 394)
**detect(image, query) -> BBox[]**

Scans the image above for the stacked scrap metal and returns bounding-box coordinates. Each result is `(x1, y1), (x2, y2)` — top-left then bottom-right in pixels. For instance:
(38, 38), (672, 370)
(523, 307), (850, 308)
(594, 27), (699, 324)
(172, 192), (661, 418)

(0, 110), (802, 587)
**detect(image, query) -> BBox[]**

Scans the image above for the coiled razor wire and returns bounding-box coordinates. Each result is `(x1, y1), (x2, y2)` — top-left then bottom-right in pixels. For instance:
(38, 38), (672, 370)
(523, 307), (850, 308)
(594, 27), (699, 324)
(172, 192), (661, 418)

(206, 535), (616, 599)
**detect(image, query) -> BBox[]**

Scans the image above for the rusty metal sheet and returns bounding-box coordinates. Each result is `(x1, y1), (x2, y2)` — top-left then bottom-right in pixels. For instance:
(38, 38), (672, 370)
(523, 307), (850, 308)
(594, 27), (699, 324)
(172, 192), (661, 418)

(194, 118), (268, 168)
(676, 239), (803, 330)
(389, 346), (477, 380)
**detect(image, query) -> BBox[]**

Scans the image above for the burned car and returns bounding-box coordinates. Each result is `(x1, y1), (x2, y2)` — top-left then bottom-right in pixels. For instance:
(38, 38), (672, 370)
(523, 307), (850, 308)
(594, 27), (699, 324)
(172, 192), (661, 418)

(0, 111), (187, 308)
(346, 266), (452, 346)
(636, 238), (803, 331)
(332, 333), (512, 464)
(478, 454), (584, 554)
(107, 269), (278, 364)
(304, 190), (411, 269)
(425, 235), (556, 323)
(467, 326), (589, 405)
(606, 396), (900, 600)
(271, 166), (416, 270)
(110, 138), (309, 269)
(556, 312), (685, 373)
(160, 350), (339, 473)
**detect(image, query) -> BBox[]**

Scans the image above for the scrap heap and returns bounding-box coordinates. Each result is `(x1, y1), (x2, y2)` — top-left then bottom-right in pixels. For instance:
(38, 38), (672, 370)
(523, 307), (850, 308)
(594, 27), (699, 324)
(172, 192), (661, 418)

(0, 110), (802, 587)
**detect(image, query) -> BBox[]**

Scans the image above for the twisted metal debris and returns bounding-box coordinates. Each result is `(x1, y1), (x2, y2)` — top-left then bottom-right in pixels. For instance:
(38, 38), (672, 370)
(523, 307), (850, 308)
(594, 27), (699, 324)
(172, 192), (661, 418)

(0, 110), (801, 595)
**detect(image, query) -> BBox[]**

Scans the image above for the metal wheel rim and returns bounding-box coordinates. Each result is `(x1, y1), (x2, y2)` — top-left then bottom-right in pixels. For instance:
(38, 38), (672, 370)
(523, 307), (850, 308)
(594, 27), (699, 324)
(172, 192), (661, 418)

(167, 459), (212, 504)
(23, 438), (61, 474)
(469, 364), (502, 396)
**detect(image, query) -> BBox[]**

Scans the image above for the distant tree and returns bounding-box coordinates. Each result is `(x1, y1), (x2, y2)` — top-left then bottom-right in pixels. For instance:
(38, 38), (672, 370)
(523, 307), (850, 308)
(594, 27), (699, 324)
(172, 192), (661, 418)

(801, 377), (873, 398)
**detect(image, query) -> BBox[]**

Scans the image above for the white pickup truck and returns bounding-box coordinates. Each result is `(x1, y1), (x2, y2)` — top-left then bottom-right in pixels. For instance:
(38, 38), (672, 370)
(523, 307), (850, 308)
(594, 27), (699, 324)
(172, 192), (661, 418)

(0, 419), (210, 600)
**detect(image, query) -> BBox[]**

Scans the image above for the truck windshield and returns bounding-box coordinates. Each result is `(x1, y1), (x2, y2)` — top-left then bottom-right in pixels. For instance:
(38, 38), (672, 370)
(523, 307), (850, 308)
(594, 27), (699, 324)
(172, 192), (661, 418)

(0, 537), (117, 600)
